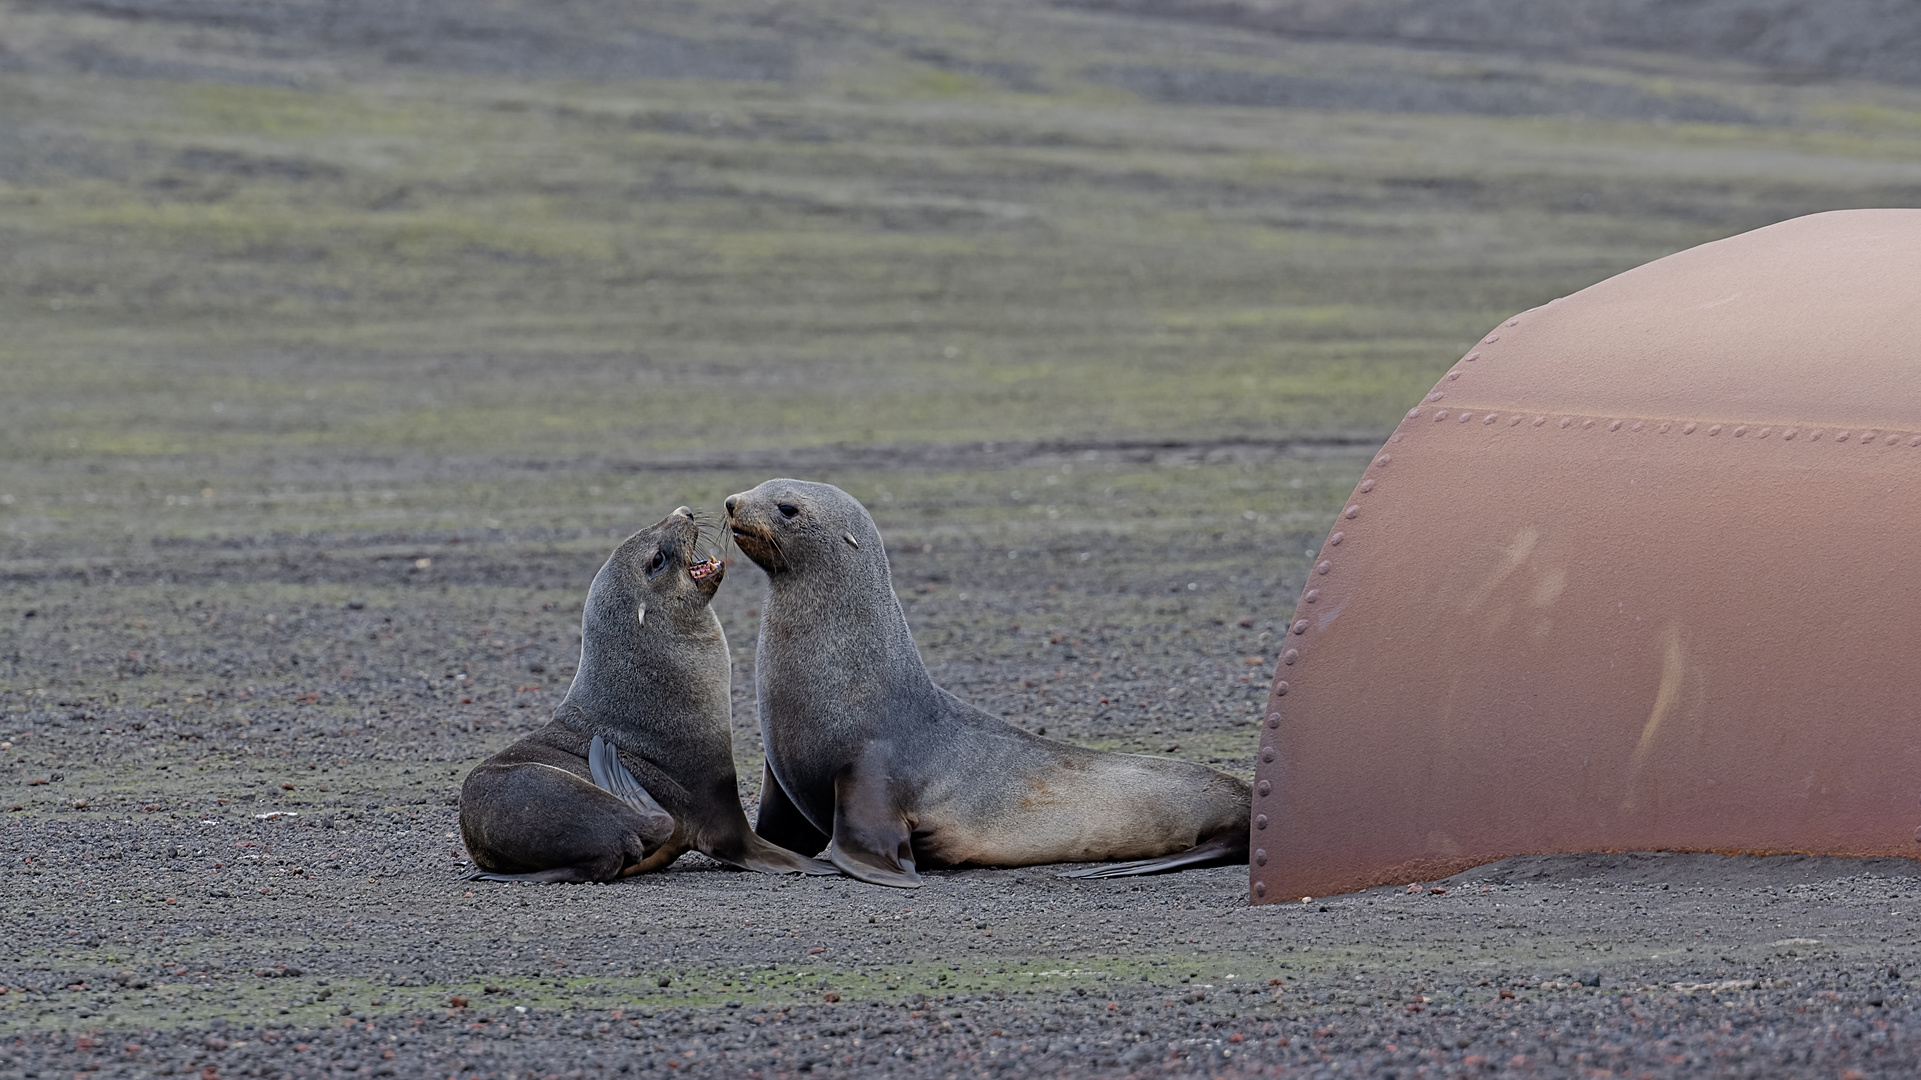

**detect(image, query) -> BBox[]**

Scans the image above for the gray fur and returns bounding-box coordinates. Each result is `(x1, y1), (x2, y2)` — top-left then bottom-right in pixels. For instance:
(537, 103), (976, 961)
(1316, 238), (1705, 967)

(725, 480), (1250, 889)
(459, 506), (836, 882)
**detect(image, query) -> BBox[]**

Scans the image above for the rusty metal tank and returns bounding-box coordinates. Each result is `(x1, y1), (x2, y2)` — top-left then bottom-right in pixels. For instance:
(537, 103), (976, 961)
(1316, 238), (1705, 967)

(1250, 208), (1921, 904)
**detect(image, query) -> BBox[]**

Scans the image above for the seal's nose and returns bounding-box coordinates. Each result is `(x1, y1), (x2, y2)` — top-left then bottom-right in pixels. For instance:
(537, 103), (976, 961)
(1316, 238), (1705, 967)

(673, 505), (694, 520)
(724, 495), (740, 516)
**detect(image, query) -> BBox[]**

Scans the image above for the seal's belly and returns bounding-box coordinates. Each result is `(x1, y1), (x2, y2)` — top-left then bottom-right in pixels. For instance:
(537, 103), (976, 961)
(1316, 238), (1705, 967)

(912, 760), (1213, 867)
(917, 811), (1199, 868)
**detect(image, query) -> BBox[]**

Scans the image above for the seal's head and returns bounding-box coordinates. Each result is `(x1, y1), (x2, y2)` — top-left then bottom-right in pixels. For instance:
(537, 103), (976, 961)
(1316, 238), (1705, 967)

(722, 479), (881, 578)
(592, 506), (725, 630)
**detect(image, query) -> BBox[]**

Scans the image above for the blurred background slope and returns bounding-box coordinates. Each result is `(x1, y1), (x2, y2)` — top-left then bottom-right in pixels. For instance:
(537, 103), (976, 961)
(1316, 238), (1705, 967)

(0, 0), (1917, 554)
(1069, 0), (1921, 84)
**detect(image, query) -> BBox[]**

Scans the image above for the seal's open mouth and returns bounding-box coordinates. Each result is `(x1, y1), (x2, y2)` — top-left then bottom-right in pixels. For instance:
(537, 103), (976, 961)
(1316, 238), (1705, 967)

(688, 556), (721, 581)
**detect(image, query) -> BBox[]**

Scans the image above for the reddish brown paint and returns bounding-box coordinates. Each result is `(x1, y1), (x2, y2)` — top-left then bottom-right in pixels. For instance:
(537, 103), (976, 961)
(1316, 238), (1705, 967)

(1250, 209), (1921, 903)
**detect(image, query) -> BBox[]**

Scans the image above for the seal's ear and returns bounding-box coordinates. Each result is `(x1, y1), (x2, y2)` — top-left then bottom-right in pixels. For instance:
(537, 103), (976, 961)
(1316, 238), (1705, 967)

(843, 533), (859, 549)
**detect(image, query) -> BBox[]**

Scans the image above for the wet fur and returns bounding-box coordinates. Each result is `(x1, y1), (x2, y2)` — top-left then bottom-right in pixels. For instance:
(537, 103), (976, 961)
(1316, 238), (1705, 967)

(726, 480), (1250, 887)
(459, 509), (835, 882)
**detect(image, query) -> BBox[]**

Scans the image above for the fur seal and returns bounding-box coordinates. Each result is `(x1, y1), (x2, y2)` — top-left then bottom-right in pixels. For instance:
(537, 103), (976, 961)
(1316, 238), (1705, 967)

(459, 506), (837, 882)
(723, 479), (1250, 888)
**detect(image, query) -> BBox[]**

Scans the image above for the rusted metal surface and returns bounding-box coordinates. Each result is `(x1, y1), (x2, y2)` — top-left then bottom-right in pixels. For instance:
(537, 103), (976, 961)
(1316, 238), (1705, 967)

(1251, 209), (1921, 903)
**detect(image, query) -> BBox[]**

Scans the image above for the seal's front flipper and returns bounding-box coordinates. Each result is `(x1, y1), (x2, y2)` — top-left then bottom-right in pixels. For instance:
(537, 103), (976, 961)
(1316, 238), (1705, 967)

(1057, 834), (1246, 879)
(588, 735), (675, 843)
(754, 761), (831, 858)
(698, 766), (838, 877)
(826, 767), (921, 889)
(735, 837), (842, 877)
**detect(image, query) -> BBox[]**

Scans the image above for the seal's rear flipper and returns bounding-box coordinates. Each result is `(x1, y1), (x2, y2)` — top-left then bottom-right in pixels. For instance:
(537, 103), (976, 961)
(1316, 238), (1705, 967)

(1057, 834), (1246, 879)
(588, 735), (675, 841)
(466, 866), (606, 884)
(826, 767), (922, 889)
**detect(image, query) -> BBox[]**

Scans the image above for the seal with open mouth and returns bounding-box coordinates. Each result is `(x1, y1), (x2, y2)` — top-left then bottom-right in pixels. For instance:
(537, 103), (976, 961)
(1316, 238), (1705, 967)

(458, 506), (837, 882)
(724, 480), (1250, 888)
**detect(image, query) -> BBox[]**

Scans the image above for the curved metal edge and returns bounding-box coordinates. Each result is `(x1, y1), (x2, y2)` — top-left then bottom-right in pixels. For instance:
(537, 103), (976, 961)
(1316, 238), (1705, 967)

(1250, 324), (1921, 904)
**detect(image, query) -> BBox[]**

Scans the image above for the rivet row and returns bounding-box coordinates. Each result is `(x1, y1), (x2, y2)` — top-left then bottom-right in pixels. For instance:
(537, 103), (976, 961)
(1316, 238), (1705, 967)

(1403, 409), (1921, 447)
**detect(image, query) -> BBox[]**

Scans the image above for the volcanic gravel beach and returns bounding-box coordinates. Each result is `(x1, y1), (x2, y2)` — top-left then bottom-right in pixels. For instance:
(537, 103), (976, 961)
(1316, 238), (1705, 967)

(7, 0), (1921, 1075)
(6, 528), (1921, 1078)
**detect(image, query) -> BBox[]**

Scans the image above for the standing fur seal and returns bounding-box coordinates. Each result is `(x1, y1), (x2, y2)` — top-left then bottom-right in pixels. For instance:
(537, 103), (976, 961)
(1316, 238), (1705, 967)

(459, 507), (837, 883)
(723, 479), (1250, 888)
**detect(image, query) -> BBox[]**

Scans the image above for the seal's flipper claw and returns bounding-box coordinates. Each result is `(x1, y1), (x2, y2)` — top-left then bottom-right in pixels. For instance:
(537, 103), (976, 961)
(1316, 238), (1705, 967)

(826, 766), (922, 888)
(1058, 835), (1246, 879)
(589, 734), (670, 819)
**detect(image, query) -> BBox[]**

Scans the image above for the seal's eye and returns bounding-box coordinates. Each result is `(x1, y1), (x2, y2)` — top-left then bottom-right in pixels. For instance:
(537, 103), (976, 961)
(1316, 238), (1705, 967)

(777, 503), (800, 519)
(646, 550), (667, 576)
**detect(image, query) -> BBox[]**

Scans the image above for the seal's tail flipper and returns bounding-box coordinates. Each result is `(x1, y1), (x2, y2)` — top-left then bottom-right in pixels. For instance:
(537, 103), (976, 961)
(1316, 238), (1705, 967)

(1057, 834), (1247, 879)
(588, 735), (673, 828)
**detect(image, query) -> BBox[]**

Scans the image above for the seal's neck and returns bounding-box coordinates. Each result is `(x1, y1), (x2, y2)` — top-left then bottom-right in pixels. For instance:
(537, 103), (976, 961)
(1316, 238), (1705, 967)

(560, 570), (729, 732)
(763, 553), (934, 697)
